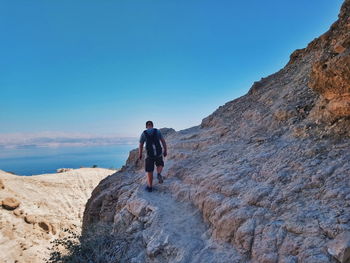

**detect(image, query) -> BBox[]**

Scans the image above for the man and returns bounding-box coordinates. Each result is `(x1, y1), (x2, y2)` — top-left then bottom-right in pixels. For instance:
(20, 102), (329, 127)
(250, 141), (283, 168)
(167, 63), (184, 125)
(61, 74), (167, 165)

(139, 121), (167, 192)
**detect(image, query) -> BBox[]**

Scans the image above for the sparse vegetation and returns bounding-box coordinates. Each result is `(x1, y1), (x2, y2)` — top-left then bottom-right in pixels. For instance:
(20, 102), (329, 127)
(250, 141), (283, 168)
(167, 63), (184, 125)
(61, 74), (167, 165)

(47, 223), (128, 263)
(92, 165), (98, 168)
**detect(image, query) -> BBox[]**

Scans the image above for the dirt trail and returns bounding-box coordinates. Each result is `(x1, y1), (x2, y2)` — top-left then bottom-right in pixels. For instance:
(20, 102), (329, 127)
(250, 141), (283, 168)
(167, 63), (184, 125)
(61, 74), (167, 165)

(129, 178), (244, 263)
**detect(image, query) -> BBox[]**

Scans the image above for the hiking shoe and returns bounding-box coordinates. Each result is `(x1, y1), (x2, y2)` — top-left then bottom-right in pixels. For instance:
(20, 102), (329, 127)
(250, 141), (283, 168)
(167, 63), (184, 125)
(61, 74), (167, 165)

(157, 174), (164, 184)
(145, 186), (153, 192)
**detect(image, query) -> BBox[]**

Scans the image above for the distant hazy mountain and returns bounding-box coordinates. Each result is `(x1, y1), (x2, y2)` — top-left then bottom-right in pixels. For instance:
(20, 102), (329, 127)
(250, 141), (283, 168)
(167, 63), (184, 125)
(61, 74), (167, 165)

(0, 132), (137, 149)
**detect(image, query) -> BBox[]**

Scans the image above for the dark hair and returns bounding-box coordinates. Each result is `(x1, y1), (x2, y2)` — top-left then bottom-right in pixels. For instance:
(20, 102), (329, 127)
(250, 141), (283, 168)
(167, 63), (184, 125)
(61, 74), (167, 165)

(146, 121), (154, 127)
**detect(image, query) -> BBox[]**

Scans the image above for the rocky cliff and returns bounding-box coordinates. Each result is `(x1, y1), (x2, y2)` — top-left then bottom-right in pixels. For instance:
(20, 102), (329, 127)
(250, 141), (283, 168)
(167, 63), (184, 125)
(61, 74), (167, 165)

(83, 1), (350, 262)
(0, 168), (113, 263)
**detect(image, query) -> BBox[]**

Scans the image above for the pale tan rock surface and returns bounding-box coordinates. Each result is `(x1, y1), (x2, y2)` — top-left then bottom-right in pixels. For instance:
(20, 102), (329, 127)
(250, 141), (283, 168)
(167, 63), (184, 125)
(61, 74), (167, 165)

(0, 168), (113, 263)
(83, 1), (350, 263)
(328, 232), (350, 263)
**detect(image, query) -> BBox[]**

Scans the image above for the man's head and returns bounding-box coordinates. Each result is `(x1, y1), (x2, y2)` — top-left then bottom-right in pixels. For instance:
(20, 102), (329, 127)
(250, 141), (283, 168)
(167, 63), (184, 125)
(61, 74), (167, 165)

(146, 120), (154, 129)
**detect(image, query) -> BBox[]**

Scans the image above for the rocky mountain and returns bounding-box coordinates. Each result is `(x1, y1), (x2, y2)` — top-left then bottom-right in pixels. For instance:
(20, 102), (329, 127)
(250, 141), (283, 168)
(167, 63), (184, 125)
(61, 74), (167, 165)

(83, 1), (350, 262)
(0, 168), (114, 263)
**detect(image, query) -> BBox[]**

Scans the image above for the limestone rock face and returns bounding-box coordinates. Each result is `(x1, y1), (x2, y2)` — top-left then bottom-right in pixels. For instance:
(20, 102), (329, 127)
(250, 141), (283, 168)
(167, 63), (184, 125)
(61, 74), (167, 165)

(0, 168), (113, 263)
(83, 1), (350, 263)
(308, 0), (350, 119)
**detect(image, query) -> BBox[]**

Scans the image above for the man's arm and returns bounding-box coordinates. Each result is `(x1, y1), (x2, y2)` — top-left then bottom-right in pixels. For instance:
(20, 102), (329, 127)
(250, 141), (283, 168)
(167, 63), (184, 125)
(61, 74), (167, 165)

(138, 142), (144, 160)
(139, 133), (145, 160)
(160, 138), (167, 157)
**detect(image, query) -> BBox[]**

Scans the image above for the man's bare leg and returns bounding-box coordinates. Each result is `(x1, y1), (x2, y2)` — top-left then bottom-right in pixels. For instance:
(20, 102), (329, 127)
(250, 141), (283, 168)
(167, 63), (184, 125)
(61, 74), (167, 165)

(156, 165), (164, 183)
(156, 165), (163, 174)
(147, 172), (153, 188)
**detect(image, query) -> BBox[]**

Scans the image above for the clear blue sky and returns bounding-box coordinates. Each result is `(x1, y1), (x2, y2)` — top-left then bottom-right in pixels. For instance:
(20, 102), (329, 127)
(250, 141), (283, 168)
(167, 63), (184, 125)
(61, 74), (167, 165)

(0, 0), (343, 137)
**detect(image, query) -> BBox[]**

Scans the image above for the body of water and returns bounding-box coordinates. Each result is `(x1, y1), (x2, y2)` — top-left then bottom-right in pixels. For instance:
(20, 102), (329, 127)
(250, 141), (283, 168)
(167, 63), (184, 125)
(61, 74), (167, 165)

(0, 144), (136, 176)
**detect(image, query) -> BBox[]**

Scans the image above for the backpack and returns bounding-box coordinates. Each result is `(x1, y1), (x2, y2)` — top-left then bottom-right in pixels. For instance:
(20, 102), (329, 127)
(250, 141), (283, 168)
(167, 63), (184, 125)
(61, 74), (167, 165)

(143, 129), (162, 158)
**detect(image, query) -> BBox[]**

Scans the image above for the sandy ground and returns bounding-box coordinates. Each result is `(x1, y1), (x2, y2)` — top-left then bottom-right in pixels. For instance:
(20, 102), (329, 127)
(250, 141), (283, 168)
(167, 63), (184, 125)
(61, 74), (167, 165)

(0, 168), (115, 263)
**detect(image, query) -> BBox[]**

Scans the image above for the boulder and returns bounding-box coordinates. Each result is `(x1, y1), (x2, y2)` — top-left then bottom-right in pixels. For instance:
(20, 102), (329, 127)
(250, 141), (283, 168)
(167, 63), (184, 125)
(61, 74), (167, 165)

(13, 209), (24, 217)
(328, 232), (350, 263)
(2, 197), (20, 210)
(38, 221), (51, 233)
(24, 215), (37, 224)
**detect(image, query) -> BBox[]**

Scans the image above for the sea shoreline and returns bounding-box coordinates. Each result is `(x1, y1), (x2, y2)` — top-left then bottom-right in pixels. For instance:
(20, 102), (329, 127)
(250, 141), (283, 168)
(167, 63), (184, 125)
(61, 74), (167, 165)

(0, 143), (134, 176)
(1, 166), (119, 177)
